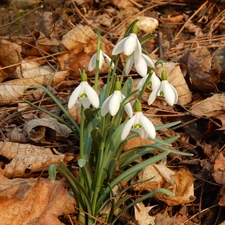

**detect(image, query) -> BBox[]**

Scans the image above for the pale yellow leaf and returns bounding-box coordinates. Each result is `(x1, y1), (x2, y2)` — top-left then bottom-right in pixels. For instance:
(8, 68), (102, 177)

(135, 202), (156, 225)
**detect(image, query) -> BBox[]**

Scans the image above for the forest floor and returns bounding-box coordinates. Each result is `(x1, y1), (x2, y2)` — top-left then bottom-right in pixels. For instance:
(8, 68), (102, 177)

(0, 0), (225, 224)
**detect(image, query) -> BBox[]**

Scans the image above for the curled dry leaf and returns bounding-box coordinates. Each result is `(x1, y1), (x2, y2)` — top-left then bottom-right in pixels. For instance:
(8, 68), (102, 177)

(190, 94), (225, 117)
(0, 173), (75, 225)
(0, 141), (65, 178)
(24, 118), (72, 142)
(156, 62), (192, 106)
(136, 16), (159, 34)
(132, 164), (195, 206)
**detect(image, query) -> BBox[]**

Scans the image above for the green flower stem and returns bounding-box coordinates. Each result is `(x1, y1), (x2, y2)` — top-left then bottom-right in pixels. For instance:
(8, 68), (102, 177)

(94, 28), (101, 91)
(80, 106), (85, 159)
(91, 115), (110, 215)
(96, 150), (169, 210)
(106, 56), (120, 98)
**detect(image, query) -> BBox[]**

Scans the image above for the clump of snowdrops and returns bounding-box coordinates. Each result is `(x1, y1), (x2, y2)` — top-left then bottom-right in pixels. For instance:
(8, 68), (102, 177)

(28, 21), (192, 225)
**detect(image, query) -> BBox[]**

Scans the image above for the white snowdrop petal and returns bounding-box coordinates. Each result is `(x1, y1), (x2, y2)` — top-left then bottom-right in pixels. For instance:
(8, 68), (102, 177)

(150, 72), (161, 90)
(135, 56), (148, 77)
(161, 81), (176, 106)
(140, 115), (156, 139)
(88, 53), (97, 71)
(103, 52), (114, 69)
(101, 95), (111, 116)
(136, 75), (147, 90)
(109, 91), (121, 116)
(81, 98), (91, 108)
(125, 55), (134, 75)
(139, 128), (148, 139)
(170, 84), (179, 104)
(134, 39), (142, 63)
(121, 94), (133, 118)
(85, 84), (99, 108)
(142, 53), (155, 68)
(68, 85), (82, 109)
(148, 84), (160, 105)
(121, 116), (136, 140)
(112, 37), (128, 55)
(124, 34), (137, 56)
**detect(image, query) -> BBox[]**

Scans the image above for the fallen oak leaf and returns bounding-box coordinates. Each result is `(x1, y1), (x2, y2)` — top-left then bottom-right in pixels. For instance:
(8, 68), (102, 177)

(0, 173), (75, 225)
(0, 141), (65, 178)
(190, 94), (225, 117)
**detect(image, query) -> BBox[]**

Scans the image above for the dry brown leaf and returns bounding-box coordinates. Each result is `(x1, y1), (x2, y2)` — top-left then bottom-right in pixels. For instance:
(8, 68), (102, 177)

(123, 136), (154, 151)
(134, 202), (156, 225)
(113, 0), (141, 8)
(0, 173), (75, 225)
(219, 186), (225, 206)
(180, 51), (219, 92)
(161, 15), (184, 23)
(0, 85), (28, 104)
(190, 94), (225, 117)
(0, 142), (64, 178)
(0, 71), (69, 105)
(0, 142), (56, 159)
(132, 163), (195, 206)
(24, 118), (72, 142)
(2, 153), (65, 178)
(155, 211), (185, 225)
(15, 60), (54, 78)
(156, 62), (192, 106)
(212, 152), (225, 185)
(0, 40), (22, 82)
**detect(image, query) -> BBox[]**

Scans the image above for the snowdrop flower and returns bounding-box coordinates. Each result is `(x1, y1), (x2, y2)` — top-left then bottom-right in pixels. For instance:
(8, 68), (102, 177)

(136, 72), (161, 90)
(125, 53), (155, 77)
(112, 33), (142, 63)
(88, 50), (113, 71)
(101, 81), (133, 117)
(68, 72), (99, 109)
(121, 101), (156, 140)
(148, 71), (178, 106)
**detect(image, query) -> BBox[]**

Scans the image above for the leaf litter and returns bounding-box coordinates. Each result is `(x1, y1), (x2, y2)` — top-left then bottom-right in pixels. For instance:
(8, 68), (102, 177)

(1, 0), (225, 224)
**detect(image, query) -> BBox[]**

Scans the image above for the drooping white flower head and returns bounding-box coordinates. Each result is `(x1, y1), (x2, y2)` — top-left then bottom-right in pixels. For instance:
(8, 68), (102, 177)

(88, 50), (114, 71)
(121, 101), (156, 140)
(101, 81), (133, 117)
(112, 33), (142, 63)
(125, 53), (155, 77)
(136, 72), (161, 90)
(148, 71), (178, 106)
(68, 72), (99, 109)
